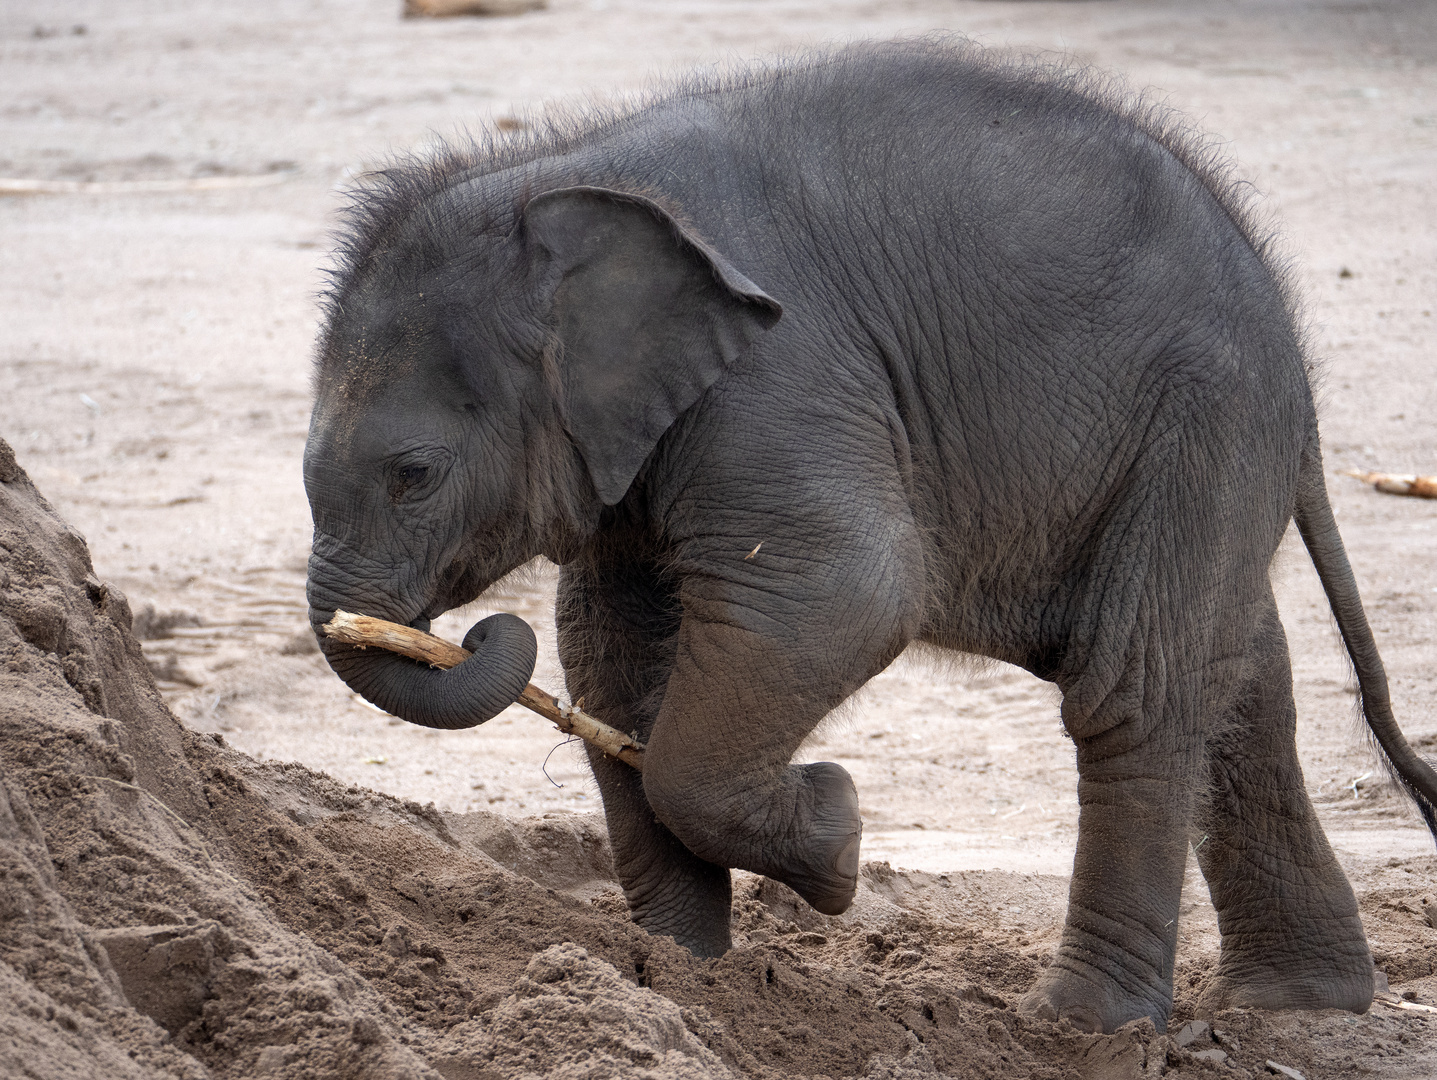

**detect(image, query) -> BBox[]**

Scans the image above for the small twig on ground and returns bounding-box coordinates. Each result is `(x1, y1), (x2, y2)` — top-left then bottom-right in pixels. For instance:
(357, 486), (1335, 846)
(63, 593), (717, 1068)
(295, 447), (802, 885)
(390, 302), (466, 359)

(1339, 469), (1437, 499)
(321, 610), (645, 770)
(542, 735), (579, 787)
(1349, 771), (1372, 799)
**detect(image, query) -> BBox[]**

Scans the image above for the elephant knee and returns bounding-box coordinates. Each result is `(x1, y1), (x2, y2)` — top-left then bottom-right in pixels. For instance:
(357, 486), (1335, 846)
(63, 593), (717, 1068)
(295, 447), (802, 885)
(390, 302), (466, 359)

(642, 757), (862, 915)
(641, 764), (727, 863)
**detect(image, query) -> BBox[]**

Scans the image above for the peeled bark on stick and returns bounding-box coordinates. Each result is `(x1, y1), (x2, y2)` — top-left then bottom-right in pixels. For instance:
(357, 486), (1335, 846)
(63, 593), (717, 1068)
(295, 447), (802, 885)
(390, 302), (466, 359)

(1339, 469), (1437, 499)
(321, 610), (645, 770)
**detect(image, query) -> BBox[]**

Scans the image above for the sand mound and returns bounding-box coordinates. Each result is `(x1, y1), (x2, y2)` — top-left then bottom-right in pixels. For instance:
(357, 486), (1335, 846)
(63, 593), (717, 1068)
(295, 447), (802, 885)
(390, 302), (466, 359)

(2, 436), (1432, 1079)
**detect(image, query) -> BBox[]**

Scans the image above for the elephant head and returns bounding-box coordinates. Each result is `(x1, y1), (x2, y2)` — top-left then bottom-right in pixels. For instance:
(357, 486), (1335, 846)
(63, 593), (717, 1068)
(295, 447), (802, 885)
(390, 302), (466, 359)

(304, 182), (781, 728)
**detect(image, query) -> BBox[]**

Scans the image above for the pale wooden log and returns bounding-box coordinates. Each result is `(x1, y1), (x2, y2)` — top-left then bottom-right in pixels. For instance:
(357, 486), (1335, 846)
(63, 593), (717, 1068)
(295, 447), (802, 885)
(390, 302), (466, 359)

(1339, 469), (1437, 499)
(404, 0), (546, 17)
(514, 685), (646, 771)
(1374, 991), (1437, 1015)
(321, 610), (645, 770)
(323, 610), (469, 667)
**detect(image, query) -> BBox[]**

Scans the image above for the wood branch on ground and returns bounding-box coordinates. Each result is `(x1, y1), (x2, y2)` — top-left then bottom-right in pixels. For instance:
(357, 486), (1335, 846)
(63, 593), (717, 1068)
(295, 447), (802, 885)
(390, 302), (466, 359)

(321, 610), (645, 769)
(1339, 469), (1437, 499)
(1375, 991), (1437, 1015)
(403, 0), (546, 17)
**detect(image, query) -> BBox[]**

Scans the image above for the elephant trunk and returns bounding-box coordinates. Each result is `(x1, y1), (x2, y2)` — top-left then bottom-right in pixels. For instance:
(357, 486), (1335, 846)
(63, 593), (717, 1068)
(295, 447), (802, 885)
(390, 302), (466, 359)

(308, 577), (537, 730)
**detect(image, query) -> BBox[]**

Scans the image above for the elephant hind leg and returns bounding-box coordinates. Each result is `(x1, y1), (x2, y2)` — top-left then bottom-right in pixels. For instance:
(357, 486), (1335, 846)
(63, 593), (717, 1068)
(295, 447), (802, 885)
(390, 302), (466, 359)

(1021, 498), (1211, 1034)
(1019, 666), (1200, 1034)
(1195, 591), (1373, 1013)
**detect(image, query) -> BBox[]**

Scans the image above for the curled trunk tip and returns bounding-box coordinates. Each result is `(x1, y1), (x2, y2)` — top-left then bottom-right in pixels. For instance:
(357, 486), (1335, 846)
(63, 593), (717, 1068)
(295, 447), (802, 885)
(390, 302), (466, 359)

(316, 611), (537, 730)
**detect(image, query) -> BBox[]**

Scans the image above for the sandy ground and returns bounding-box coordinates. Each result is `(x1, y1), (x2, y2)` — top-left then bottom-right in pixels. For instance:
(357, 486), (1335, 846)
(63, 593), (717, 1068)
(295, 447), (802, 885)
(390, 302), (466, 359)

(2, 0), (1436, 1076)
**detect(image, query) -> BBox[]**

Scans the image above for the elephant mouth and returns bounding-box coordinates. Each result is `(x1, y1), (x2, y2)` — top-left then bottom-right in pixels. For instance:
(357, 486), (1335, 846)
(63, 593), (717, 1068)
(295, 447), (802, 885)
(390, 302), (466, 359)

(305, 543), (542, 732)
(422, 559), (487, 624)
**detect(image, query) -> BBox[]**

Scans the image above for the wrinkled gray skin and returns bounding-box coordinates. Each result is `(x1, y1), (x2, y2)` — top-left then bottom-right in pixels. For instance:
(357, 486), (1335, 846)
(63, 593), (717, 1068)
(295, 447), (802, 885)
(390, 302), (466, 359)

(304, 41), (1437, 1034)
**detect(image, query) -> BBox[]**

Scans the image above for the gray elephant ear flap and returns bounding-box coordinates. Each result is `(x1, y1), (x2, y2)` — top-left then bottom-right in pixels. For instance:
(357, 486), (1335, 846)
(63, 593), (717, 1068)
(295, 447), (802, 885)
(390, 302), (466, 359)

(522, 186), (781, 505)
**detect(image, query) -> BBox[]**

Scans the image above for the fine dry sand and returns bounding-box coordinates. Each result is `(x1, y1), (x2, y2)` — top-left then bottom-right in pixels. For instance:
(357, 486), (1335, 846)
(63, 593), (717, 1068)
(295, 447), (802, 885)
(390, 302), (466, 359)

(2, 1), (1435, 1077)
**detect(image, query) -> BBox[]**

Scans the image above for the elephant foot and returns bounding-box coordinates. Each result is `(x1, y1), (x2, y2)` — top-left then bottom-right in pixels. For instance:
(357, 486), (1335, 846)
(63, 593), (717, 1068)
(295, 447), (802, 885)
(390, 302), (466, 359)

(1020, 959), (1172, 1034)
(625, 858), (734, 959)
(1198, 950), (1373, 1014)
(766, 762), (862, 916)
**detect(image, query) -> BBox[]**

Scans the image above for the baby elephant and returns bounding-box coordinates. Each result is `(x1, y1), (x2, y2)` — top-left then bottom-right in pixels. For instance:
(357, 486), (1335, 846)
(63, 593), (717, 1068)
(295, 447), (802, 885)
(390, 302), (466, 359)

(304, 39), (1437, 1033)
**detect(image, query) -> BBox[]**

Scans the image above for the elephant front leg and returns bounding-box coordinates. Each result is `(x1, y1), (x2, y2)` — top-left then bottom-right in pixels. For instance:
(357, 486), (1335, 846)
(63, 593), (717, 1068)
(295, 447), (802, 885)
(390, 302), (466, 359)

(586, 748), (735, 956)
(639, 578), (912, 918)
(641, 643), (869, 914)
(1195, 598), (1373, 1013)
(557, 563), (734, 957)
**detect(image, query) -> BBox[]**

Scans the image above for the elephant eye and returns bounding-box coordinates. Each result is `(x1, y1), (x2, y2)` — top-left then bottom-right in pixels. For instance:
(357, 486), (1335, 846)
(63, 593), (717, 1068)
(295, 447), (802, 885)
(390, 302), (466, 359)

(388, 463), (431, 501)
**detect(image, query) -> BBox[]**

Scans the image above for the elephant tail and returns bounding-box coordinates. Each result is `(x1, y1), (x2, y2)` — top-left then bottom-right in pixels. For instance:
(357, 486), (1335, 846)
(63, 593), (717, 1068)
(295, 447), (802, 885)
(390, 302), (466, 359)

(1294, 437), (1437, 847)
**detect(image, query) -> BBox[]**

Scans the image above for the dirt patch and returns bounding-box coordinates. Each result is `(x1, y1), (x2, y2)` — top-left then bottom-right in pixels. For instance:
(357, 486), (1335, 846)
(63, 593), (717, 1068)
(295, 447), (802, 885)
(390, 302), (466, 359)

(5, 442), (1436, 1077)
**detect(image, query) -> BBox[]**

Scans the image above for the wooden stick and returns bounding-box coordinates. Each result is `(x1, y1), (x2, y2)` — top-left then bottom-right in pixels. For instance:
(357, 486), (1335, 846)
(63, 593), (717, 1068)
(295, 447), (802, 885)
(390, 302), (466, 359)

(1339, 469), (1437, 499)
(321, 610), (645, 770)
(1375, 991), (1437, 1015)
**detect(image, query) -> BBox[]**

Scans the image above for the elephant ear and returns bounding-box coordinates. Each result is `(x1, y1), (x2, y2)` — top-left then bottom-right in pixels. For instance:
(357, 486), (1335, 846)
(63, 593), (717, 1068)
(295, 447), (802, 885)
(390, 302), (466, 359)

(523, 185), (782, 505)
